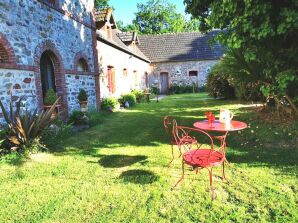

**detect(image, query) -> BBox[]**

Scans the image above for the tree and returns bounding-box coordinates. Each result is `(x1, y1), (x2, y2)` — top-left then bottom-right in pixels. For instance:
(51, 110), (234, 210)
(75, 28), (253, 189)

(116, 21), (139, 32)
(132, 0), (185, 34)
(94, 0), (110, 9)
(184, 0), (298, 113)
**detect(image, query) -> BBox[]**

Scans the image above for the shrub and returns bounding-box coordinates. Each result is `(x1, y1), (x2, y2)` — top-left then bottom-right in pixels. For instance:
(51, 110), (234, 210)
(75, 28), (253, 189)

(68, 111), (90, 125)
(206, 72), (235, 99)
(41, 118), (72, 147)
(101, 97), (119, 110)
(0, 97), (59, 153)
(168, 84), (198, 94)
(131, 89), (144, 103)
(150, 87), (159, 95)
(78, 89), (88, 102)
(235, 82), (264, 101)
(119, 94), (136, 107)
(44, 88), (58, 105)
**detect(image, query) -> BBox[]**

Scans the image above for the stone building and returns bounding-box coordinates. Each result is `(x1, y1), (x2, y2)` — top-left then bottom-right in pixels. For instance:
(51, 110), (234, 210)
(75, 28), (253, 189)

(0, 1), (222, 125)
(0, 0), (99, 123)
(138, 31), (223, 94)
(94, 9), (150, 99)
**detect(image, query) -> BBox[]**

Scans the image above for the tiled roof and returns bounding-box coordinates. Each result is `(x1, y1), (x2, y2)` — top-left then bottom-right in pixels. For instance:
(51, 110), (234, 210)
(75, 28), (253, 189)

(94, 8), (112, 22)
(97, 29), (150, 62)
(138, 31), (224, 62)
(117, 32), (139, 43)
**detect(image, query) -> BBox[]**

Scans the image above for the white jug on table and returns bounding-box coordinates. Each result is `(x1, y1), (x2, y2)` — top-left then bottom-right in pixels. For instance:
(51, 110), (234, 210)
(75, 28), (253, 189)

(219, 109), (234, 124)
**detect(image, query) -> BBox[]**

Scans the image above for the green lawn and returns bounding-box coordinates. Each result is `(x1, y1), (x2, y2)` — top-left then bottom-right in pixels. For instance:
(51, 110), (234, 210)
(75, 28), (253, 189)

(0, 93), (297, 222)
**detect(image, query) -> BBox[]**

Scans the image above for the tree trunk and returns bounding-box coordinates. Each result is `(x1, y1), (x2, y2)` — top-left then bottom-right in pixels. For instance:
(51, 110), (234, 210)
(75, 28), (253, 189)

(285, 94), (298, 116)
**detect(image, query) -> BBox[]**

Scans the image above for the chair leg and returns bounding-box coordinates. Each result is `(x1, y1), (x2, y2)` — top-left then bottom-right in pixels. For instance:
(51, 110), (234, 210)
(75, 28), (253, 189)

(222, 161), (226, 180)
(208, 168), (216, 200)
(168, 144), (174, 166)
(178, 145), (182, 157)
(173, 160), (185, 188)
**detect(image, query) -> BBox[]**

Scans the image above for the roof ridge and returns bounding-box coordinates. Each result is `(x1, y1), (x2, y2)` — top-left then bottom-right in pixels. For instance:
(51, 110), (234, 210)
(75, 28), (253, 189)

(139, 29), (221, 37)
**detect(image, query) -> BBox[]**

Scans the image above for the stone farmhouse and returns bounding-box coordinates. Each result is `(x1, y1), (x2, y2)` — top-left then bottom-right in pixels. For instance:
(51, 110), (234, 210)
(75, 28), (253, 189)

(138, 32), (223, 94)
(0, 0), (222, 123)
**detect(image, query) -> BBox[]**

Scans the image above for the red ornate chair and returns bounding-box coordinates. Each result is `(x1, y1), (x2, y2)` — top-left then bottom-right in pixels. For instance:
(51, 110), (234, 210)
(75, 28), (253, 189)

(163, 116), (181, 165)
(172, 120), (226, 199)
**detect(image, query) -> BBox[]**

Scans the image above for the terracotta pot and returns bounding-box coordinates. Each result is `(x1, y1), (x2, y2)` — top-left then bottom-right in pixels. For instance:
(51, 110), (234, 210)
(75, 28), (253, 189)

(79, 100), (88, 112)
(43, 104), (61, 118)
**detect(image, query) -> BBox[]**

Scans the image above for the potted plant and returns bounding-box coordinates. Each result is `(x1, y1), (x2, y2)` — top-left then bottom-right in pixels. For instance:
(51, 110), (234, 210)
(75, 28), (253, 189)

(78, 89), (88, 112)
(43, 88), (60, 118)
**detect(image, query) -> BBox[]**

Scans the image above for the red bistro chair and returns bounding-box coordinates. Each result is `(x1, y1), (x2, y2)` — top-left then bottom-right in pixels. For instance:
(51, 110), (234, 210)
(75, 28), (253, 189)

(172, 120), (226, 199)
(163, 116), (181, 165)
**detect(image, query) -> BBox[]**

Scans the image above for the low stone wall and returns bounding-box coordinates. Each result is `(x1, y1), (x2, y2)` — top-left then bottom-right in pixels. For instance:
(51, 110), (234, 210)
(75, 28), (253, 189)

(66, 74), (96, 113)
(0, 68), (38, 125)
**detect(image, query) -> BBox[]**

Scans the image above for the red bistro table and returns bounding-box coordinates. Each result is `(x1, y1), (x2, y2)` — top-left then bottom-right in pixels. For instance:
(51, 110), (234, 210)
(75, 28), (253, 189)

(193, 120), (247, 161)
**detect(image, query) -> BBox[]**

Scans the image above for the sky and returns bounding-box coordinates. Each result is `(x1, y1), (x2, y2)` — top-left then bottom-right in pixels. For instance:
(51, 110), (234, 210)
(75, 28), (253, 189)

(109, 0), (187, 25)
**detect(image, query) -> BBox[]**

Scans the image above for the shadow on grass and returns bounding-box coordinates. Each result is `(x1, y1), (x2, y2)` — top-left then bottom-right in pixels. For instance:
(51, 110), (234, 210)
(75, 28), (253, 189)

(119, 169), (159, 184)
(42, 93), (297, 174)
(98, 155), (147, 168)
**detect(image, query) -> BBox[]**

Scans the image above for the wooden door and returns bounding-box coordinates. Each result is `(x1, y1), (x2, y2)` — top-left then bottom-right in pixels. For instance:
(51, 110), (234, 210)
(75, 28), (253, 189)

(160, 72), (169, 94)
(107, 66), (115, 93)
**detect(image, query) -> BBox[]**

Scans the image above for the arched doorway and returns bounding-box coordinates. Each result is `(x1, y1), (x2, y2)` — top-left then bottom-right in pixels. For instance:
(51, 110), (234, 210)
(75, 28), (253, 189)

(34, 41), (68, 118)
(40, 51), (56, 100)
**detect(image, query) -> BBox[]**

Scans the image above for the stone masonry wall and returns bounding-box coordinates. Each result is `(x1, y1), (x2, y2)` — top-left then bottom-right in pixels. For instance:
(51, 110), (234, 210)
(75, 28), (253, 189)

(0, 69), (38, 125)
(152, 60), (218, 88)
(0, 0), (97, 125)
(66, 74), (96, 112)
(0, 0), (95, 70)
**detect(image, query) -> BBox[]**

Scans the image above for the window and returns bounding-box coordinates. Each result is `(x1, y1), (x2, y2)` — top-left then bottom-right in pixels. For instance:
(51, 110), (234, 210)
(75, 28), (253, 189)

(0, 44), (8, 63)
(40, 52), (56, 99)
(145, 72), (149, 88)
(123, 68), (128, 77)
(77, 58), (89, 72)
(189, 70), (198, 77)
(133, 70), (138, 86)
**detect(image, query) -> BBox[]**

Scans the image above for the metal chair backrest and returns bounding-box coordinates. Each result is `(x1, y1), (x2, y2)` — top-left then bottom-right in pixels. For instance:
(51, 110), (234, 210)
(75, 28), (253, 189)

(172, 119), (215, 153)
(163, 116), (176, 142)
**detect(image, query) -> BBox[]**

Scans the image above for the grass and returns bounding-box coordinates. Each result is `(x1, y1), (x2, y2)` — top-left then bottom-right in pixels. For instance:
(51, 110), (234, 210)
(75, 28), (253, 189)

(0, 93), (297, 222)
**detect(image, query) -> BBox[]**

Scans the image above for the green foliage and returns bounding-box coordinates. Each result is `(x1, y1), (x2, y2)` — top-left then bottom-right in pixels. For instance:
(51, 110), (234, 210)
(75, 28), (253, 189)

(119, 94), (136, 107)
(168, 84), (198, 94)
(131, 89), (145, 103)
(184, 0), (298, 111)
(132, 0), (184, 34)
(44, 88), (58, 105)
(94, 0), (110, 9)
(101, 97), (119, 110)
(0, 97), (59, 153)
(150, 87), (159, 95)
(206, 72), (235, 99)
(68, 111), (90, 126)
(77, 89), (88, 102)
(41, 119), (72, 148)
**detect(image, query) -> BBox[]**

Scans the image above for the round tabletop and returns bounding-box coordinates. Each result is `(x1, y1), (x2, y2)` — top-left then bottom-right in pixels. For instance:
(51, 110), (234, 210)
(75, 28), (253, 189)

(194, 120), (248, 132)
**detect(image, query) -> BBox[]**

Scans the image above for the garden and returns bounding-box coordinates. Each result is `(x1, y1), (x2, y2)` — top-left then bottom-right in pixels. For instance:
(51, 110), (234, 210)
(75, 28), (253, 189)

(0, 92), (297, 222)
(0, 0), (297, 222)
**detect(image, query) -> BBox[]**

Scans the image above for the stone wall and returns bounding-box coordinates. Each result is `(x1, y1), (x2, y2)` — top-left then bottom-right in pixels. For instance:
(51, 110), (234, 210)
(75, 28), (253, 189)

(0, 0), (97, 124)
(97, 41), (150, 99)
(0, 69), (38, 125)
(0, 0), (95, 70)
(151, 60), (218, 88)
(66, 74), (96, 112)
